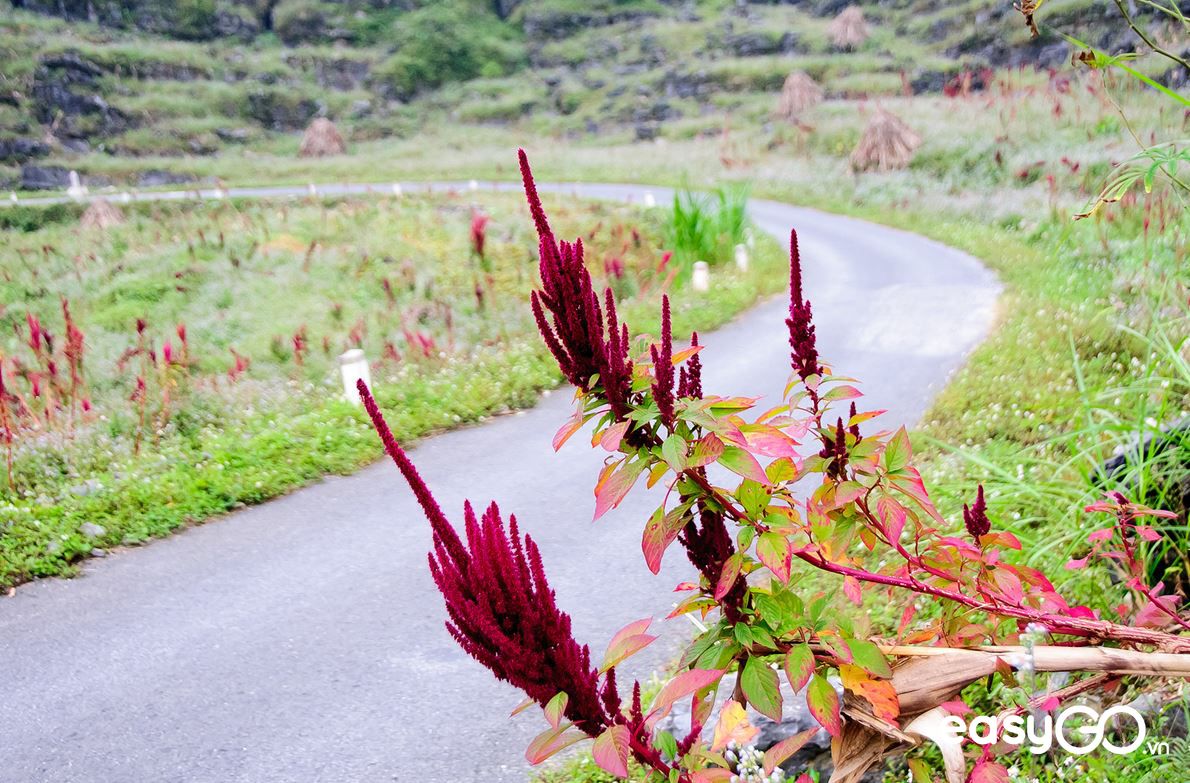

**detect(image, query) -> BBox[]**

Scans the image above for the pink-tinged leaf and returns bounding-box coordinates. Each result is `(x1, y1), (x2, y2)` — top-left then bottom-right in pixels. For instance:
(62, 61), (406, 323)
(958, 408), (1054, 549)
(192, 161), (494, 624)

(671, 344), (704, 366)
(979, 531), (1022, 550)
(897, 604), (916, 638)
(714, 553), (745, 600)
(719, 445), (770, 484)
(969, 759), (1011, 783)
(642, 505), (688, 575)
(544, 692), (569, 728)
(1035, 695), (1060, 712)
(843, 576), (862, 606)
(762, 728), (818, 774)
(819, 634), (852, 664)
(890, 467), (945, 524)
(593, 458), (645, 520)
(741, 656), (783, 722)
(848, 409), (886, 426)
(990, 568), (1024, 603)
(742, 425), (800, 459)
(601, 617), (658, 673)
(592, 725), (630, 777)
(784, 644), (814, 692)
(1136, 591), (1182, 628)
(877, 496), (907, 544)
(689, 434), (726, 468)
(806, 674), (842, 737)
(711, 701), (759, 751)
(822, 384), (863, 401)
(883, 426), (912, 473)
(648, 669), (725, 724)
(1067, 604), (1098, 620)
(708, 396), (759, 413)
(839, 664), (900, 724)
(525, 723), (587, 764)
(757, 532), (793, 583)
(553, 407), (586, 451)
(1136, 526), (1162, 542)
(1065, 556), (1090, 570)
(766, 456), (799, 484)
(940, 700), (970, 716)
(599, 421), (629, 452)
(510, 696), (536, 717)
(1087, 528), (1115, 543)
(692, 770), (734, 783)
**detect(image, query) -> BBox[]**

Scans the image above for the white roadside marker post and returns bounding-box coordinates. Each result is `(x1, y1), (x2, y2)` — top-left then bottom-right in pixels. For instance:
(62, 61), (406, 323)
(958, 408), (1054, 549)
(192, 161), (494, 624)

(692, 261), (710, 292)
(67, 170), (87, 201)
(468, 179), (479, 192)
(734, 244), (749, 272)
(120, 192), (132, 204)
(391, 183), (403, 197)
(307, 183), (318, 198)
(339, 349), (372, 404)
(8, 192), (16, 204)
(643, 191), (656, 208)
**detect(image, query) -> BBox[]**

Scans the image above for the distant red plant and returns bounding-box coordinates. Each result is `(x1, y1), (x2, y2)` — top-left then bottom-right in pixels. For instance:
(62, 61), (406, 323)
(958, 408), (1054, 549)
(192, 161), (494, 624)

(471, 209), (490, 262)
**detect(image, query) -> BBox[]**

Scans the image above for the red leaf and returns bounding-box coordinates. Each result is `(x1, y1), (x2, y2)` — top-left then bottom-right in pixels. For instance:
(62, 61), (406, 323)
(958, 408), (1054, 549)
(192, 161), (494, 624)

(648, 669), (724, 725)
(593, 458), (645, 520)
(1087, 528), (1114, 542)
(822, 384), (863, 401)
(843, 576), (862, 605)
(877, 496), (907, 544)
(642, 505), (688, 574)
(553, 406), (585, 451)
(762, 728), (818, 774)
(714, 553), (744, 601)
(968, 759), (1011, 783)
(1064, 556), (1089, 570)
(544, 692), (569, 728)
(592, 725), (630, 777)
(688, 434), (726, 468)
(940, 700), (970, 716)
(599, 420), (629, 452)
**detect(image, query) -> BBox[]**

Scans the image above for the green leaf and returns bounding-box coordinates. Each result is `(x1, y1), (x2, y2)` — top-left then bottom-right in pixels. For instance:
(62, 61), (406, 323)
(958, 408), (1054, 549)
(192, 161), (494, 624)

(741, 656), (782, 722)
(688, 433), (725, 467)
(883, 427), (911, 473)
(847, 639), (893, 679)
(655, 729), (678, 761)
(592, 724), (631, 776)
(806, 673), (842, 737)
(661, 433), (688, 472)
(544, 692), (569, 728)
(718, 445), (770, 484)
(783, 644), (814, 692)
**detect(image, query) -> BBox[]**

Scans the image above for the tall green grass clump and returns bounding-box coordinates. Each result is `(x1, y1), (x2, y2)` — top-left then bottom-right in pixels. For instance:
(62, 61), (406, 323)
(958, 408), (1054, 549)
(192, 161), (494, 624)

(665, 183), (750, 272)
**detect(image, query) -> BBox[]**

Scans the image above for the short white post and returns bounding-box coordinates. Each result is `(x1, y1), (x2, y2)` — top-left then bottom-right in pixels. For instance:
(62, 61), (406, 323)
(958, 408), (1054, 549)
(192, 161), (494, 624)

(120, 191), (132, 204)
(339, 349), (372, 404)
(67, 170), (87, 201)
(692, 261), (710, 292)
(734, 244), (749, 272)
(391, 183), (403, 197)
(8, 192), (16, 204)
(307, 182), (318, 197)
(468, 179), (479, 192)
(643, 191), (656, 208)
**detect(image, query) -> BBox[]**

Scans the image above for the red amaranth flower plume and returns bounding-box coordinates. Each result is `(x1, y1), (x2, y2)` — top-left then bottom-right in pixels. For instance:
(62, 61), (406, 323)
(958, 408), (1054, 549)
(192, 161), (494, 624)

(520, 150), (635, 422)
(650, 295), (675, 427)
(357, 378), (618, 735)
(819, 417), (849, 481)
(785, 229), (821, 392)
(964, 484), (991, 540)
(677, 332), (703, 399)
(471, 209), (490, 261)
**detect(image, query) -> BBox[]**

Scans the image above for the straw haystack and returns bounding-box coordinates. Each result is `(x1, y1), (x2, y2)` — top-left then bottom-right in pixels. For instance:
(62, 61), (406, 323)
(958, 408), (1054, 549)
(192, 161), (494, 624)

(80, 198), (125, 230)
(776, 71), (824, 122)
(829, 6), (870, 50)
(850, 108), (921, 172)
(298, 118), (346, 158)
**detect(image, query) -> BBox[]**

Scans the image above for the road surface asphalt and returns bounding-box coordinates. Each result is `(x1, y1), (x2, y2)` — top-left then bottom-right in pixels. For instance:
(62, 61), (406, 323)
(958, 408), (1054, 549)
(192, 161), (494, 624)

(0, 181), (1000, 782)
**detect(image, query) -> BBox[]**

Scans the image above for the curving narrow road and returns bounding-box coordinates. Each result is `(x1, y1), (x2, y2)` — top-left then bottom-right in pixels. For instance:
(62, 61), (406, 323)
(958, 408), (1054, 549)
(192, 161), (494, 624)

(0, 181), (1000, 782)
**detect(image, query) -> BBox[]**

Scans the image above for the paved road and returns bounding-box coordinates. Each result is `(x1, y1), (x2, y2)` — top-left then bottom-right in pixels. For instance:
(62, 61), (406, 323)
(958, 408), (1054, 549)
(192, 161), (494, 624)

(0, 181), (1000, 782)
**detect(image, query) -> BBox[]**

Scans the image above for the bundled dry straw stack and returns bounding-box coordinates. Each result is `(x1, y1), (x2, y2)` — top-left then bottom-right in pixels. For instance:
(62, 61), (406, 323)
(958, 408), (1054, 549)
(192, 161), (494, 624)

(79, 198), (125, 230)
(829, 5), (870, 50)
(298, 118), (347, 158)
(776, 71), (824, 123)
(850, 108), (921, 172)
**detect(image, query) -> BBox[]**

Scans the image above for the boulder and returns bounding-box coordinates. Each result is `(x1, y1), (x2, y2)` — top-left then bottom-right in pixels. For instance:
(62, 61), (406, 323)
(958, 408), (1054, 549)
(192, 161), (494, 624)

(136, 169), (198, 187)
(0, 137), (51, 163)
(244, 90), (319, 131)
(30, 51), (131, 138)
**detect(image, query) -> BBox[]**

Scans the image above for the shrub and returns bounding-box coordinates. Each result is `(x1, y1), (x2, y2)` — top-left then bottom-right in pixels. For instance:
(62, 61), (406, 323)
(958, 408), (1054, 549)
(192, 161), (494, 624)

(272, 0), (335, 45)
(377, 2), (525, 100)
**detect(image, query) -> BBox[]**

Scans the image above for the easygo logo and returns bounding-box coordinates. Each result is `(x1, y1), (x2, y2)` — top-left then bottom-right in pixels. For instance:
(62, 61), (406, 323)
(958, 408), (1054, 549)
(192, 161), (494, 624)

(941, 705), (1147, 755)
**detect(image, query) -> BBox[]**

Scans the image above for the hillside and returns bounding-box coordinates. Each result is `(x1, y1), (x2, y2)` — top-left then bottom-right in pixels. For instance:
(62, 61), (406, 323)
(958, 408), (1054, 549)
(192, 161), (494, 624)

(2, 0), (1183, 190)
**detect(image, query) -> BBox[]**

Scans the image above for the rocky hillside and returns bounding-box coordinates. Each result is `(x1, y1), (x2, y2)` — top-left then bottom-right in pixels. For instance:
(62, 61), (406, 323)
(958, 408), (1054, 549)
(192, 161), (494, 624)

(1, 0), (1182, 189)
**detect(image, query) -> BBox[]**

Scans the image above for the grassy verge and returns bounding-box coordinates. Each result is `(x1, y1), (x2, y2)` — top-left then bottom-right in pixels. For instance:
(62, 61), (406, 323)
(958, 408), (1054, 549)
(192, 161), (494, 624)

(0, 191), (788, 588)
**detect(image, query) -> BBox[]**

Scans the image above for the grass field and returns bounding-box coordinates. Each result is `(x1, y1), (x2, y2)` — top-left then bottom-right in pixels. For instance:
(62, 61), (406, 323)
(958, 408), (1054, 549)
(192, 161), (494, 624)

(0, 189), (788, 587)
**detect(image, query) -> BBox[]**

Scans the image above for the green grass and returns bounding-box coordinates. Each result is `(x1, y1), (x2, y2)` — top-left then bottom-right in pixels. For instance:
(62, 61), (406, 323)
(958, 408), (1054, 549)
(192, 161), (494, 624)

(0, 191), (788, 588)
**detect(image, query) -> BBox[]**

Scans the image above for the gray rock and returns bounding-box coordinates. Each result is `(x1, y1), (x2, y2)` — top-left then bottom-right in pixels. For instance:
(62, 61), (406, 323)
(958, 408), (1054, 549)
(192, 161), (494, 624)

(79, 522), (106, 540)
(137, 169), (198, 187)
(90, 548), (107, 558)
(19, 165), (71, 190)
(0, 137), (50, 163)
